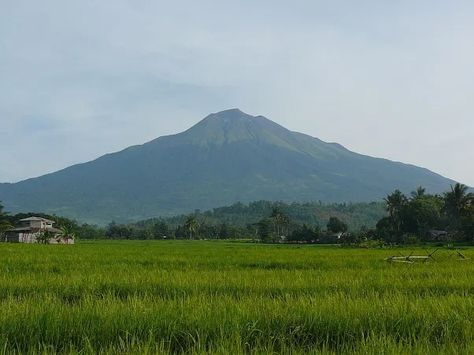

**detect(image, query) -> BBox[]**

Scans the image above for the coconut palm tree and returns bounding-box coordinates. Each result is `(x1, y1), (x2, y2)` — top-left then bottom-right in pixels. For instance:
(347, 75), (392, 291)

(271, 207), (290, 237)
(384, 190), (407, 234)
(384, 190), (407, 217)
(444, 183), (473, 219)
(184, 215), (199, 240)
(59, 225), (76, 244)
(411, 186), (426, 199)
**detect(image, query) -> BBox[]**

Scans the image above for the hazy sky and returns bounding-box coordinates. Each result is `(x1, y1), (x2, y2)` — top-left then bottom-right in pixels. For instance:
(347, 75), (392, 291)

(1, 0), (473, 186)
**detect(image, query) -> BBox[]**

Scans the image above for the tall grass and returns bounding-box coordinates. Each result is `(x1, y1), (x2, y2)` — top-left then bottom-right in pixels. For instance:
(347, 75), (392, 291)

(0, 241), (472, 354)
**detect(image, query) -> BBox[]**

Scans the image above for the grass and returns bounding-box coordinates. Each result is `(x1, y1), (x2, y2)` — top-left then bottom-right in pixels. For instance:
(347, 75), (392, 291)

(0, 240), (472, 354)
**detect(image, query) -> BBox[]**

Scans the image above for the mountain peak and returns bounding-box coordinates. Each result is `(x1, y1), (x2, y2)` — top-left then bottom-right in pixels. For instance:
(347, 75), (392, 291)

(205, 108), (254, 122)
(179, 108), (292, 147)
(214, 108), (247, 115)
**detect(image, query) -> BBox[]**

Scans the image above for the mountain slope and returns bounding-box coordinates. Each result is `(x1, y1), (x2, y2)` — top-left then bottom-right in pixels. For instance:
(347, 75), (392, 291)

(0, 109), (458, 224)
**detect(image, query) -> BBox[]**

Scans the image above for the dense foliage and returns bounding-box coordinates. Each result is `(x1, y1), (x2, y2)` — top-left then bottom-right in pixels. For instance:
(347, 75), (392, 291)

(126, 201), (385, 241)
(376, 184), (473, 243)
(0, 200), (386, 241)
(0, 203), (12, 236)
(1, 184), (472, 244)
(166, 200), (385, 228)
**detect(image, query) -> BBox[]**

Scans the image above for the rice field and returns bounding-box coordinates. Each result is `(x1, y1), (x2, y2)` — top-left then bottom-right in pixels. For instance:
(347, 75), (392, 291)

(0, 240), (473, 354)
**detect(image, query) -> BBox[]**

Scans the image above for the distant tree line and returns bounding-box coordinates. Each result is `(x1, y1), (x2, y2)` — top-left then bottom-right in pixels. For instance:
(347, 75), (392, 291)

(0, 201), (365, 242)
(164, 200), (385, 230)
(105, 216), (251, 240)
(0, 184), (472, 245)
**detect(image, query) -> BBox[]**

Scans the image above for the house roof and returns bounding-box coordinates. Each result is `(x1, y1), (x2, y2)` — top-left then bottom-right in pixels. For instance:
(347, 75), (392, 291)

(19, 217), (55, 224)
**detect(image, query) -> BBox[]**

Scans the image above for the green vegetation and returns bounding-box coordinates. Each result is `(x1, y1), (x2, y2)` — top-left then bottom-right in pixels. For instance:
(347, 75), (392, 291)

(376, 183), (474, 243)
(0, 203), (12, 235)
(326, 216), (348, 233)
(106, 184), (472, 245)
(2, 183), (471, 245)
(0, 200), (387, 242)
(0, 241), (472, 354)
(114, 201), (386, 241)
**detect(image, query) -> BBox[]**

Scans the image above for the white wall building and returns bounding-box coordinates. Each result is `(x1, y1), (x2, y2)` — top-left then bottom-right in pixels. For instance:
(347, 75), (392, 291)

(4, 217), (74, 244)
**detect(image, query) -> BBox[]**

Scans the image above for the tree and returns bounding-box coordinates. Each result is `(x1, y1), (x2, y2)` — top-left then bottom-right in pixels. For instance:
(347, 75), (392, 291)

(411, 186), (426, 199)
(384, 190), (408, 235)
(326, 217), (348, 233)
(58, 225), (76, 244)
(376, 217), (395, 242)
(459, 206), (474, 240)
(37, 230), (53, 244)
(174, 225), (187, 239)
(444, 183), (473, 219)
(403, 194), (443, 236)
(184, 215), (199, 239)
(375, 185), (473, 244)
(0, 202), (6, 219)
(256, 218), (273, 242)
(0, 202), (12, 239)
(270, 207), (290, 237)
(288, 224), (320, 243)
(106, 222), (133, 239)
(152, 221), (169, 239)
(77, 224), (106, 239)
(443, 183), (474, 240)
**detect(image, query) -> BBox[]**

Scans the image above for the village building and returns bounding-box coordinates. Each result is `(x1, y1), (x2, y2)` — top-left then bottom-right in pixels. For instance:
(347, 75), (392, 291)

(427, 229), (449, 241)
(4, 217), (74, 244)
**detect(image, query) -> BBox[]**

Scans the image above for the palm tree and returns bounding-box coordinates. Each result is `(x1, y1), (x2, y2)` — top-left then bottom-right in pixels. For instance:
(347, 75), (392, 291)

(444, 183), (473, 219)
(184, 215), (199, 240)
(271, 207), (290, 237)
(59, 225), (76, 244)
(384, 190), (407, 217)
(384, 190), (407, 234)
(411, 186), (426, 199)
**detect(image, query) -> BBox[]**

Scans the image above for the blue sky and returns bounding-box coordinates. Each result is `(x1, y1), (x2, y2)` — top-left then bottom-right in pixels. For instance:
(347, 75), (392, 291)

(1, 0), (473, 186)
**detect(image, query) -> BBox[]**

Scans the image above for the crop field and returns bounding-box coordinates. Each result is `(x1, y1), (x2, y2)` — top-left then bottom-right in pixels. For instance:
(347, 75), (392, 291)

(0, 241), (473, 354)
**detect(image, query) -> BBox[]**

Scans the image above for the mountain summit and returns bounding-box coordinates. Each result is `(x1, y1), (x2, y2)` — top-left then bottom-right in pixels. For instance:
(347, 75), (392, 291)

(0, 109), (457, 223)
(174, 108), (296, 147)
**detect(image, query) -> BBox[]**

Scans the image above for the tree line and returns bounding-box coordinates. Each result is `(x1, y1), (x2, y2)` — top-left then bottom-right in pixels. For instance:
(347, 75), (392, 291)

(0, 184), (472, 244)
(0, 202), (359, 242)
(374, 184), (473, 244)
(102, 184), (473, 244)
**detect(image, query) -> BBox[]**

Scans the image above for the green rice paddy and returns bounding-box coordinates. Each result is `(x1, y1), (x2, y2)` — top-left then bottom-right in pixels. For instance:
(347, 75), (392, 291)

(0, 241), (472, 354)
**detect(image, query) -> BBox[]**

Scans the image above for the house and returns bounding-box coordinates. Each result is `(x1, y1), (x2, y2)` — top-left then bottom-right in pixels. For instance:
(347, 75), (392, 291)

(4, 217), (74, 244)
(427, 229), (449, 241)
